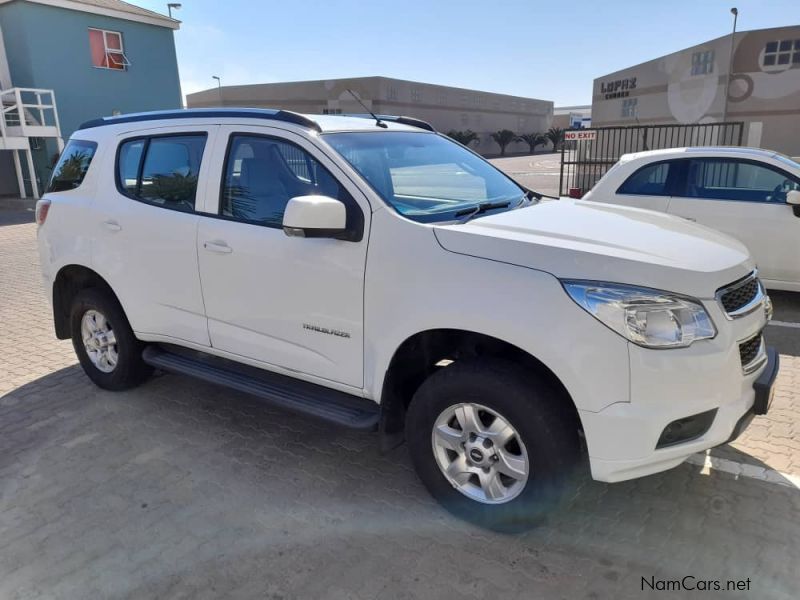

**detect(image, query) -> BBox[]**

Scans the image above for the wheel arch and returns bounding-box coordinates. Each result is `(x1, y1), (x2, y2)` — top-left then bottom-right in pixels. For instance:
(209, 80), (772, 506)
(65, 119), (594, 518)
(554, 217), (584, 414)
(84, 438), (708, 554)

(52, 264), (123, 339)
(378, 328), (583, 451)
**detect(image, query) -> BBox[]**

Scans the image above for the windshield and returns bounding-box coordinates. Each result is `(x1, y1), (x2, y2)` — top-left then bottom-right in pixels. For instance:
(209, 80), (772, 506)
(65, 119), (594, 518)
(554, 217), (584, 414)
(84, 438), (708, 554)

(324, 131), (525, 222)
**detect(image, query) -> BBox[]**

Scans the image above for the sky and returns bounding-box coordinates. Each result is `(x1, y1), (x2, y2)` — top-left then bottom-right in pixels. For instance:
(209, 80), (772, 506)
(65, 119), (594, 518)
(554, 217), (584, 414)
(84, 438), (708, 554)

(135, 0), (799, 106)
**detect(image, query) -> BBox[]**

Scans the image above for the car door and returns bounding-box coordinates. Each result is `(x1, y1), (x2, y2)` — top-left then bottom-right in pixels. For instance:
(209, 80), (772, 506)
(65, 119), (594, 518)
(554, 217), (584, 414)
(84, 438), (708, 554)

(92, 125), (217, 346)
(666, 157), (800, 286)
(606, 159), (677, 212)
(195, 125), (370, 388)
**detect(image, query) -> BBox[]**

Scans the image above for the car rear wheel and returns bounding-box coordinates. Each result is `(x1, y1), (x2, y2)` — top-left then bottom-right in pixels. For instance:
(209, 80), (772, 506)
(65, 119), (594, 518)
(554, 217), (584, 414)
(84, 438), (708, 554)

(406, 358), (581, 532)
(70, 288), (152, 390)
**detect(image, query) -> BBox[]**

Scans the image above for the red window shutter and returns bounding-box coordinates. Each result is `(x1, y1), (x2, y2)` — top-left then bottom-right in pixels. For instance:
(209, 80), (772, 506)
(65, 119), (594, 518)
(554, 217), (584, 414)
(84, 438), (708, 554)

(89, 29), (106, 67)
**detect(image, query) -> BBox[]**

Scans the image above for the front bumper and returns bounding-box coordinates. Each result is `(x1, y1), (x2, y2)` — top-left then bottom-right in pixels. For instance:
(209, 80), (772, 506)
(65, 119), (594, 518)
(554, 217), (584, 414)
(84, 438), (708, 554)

(582, 334), (778, 483)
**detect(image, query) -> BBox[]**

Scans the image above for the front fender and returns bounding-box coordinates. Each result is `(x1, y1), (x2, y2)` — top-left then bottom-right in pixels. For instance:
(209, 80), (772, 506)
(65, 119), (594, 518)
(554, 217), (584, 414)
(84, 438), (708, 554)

(363, 209), (630, 414)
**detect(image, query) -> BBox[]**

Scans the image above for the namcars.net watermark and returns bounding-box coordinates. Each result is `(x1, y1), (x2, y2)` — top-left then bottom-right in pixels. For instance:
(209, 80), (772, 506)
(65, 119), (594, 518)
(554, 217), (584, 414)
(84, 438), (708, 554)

(642, 576), (751, 592)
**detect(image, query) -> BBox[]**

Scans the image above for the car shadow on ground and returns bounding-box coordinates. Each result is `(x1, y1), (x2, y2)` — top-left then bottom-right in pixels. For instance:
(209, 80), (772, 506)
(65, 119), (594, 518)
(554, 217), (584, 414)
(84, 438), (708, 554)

(765, 290), (800, 358)
(1, 363), (798, 599)
(0, 208), (34, 226)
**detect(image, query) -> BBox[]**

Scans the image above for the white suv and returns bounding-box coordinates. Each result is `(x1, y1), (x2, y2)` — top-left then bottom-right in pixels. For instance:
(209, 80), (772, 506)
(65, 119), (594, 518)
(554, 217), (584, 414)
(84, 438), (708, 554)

(37, 109), (778, 530)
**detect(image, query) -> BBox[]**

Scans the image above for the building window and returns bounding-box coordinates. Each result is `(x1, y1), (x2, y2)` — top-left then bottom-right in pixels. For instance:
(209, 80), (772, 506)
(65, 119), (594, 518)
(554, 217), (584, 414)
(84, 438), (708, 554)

(621, 97), (638, 118)
(763, 39), (800, 67)
(411, 88), (421, 102)
(460, 113), (468, 126)
(387, 86), (398, 101)
(322, 108), (342, 115)
(691, 50), (714, 75)
(89, 28), (130, 70)
(438, 92), (447, 105)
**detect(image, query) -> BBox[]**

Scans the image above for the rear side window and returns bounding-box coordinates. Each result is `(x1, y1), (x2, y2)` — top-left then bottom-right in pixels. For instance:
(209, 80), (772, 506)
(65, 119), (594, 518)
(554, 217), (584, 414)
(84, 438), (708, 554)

(617, 161), (672, 196)
(47, 140), (98, 193)
(116, 134), (207, 212)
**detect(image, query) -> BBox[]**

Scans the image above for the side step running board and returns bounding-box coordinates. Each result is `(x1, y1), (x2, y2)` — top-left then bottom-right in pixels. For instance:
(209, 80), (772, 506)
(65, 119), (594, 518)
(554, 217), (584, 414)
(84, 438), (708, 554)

(142, 345), (379, 430)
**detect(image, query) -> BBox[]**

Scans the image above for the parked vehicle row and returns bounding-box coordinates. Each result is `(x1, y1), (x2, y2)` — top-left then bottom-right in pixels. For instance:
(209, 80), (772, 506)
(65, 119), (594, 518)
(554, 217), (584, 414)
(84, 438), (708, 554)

(37, 110), (777, 530)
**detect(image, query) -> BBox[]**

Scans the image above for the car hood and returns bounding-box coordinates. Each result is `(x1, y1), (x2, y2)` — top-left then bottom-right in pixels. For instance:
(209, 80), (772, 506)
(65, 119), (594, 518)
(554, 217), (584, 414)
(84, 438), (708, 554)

(433, 199), (754, 298)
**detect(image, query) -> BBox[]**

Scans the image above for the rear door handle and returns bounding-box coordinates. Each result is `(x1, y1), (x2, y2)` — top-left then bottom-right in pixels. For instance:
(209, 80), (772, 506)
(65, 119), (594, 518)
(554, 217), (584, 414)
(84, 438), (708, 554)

(103, 219), (122, 232)
(677, 216), (696, 222)
(203, 240), (233, 254)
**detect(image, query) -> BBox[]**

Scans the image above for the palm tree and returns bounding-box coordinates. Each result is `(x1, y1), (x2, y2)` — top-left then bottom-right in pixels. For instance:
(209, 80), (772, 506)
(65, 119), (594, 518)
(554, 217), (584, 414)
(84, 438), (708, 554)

(517, 132), (547, 154)
(491, 129), (517, 156)
(446, 130), (480, 146)
(546, 127), (565, 153)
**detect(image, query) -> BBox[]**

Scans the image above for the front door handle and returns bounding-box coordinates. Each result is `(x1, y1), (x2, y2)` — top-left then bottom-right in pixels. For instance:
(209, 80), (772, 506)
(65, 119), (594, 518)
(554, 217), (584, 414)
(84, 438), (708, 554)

(677, 215), (696, 222)
(103, 219), (122, 232)
(203, 240), (233, 254)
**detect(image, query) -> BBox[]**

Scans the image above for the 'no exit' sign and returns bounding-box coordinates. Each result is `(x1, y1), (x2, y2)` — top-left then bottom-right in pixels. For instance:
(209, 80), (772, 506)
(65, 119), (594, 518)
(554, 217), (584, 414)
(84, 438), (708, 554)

(564, 130), (597, 141)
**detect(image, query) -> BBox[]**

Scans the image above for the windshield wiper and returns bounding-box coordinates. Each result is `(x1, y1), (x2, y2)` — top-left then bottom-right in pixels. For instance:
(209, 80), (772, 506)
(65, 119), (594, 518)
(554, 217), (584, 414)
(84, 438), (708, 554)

(521, 186), (559, 203)
(455, 201), (511, 223)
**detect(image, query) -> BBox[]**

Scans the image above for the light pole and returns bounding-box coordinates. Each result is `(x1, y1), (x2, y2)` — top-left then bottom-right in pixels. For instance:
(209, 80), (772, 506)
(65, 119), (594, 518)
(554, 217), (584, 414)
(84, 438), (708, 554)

(212, 75), (222, 106)
(722, 7), (738, 124)
(167, 3), (181, 18)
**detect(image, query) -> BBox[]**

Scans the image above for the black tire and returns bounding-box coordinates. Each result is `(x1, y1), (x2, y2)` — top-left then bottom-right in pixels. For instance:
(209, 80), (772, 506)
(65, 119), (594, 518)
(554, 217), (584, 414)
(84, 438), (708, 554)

(406, 358), (582, 532)
(70, 288), (152, 391)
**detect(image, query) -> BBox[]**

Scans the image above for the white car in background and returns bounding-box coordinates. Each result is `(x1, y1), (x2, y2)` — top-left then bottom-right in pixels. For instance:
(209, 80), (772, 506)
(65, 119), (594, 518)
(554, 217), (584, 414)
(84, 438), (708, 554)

(584, 147), (800, 292)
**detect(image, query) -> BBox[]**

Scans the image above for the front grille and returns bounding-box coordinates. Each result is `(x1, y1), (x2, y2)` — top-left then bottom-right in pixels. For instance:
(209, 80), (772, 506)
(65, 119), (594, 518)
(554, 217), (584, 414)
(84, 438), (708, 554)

(739, 333), (764, 372)
(718, 274), (760, 316)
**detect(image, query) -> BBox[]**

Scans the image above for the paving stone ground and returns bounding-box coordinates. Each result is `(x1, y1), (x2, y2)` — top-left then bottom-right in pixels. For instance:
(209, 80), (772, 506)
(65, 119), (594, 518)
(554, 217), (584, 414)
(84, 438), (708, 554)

(1, 221), (798, 600)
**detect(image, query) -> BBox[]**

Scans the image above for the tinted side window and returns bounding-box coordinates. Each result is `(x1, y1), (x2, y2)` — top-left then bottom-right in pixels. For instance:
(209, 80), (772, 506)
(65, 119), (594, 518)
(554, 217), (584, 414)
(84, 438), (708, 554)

(47, 140), (98, 193)
(221, 135), (356, 229)
(617, 162), (672, 196)
(117, 134), (207, 212)
(686, 159), (800, 203)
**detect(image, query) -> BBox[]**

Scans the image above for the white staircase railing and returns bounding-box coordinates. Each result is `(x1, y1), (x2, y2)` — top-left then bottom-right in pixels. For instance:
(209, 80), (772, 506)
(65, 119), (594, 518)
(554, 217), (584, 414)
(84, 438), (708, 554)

(1, 87), (62, 140)
(1, 87), (64, 199)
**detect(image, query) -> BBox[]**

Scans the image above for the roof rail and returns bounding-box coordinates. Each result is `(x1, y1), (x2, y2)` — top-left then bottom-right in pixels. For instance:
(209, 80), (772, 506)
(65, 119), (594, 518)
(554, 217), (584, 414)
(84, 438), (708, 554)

(77, 108), (322, 132)
(343, 113), (435, 132)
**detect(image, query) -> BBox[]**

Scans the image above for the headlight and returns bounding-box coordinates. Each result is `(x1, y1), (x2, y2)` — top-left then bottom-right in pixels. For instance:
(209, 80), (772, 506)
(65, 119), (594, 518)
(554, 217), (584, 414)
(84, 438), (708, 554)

(562, 281), (716, 348)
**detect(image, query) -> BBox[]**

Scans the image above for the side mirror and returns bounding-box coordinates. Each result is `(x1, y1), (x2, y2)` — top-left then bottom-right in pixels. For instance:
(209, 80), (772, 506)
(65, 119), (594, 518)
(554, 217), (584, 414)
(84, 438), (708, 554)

(283, 195), (347, 238)
(788, 190), (800, 217)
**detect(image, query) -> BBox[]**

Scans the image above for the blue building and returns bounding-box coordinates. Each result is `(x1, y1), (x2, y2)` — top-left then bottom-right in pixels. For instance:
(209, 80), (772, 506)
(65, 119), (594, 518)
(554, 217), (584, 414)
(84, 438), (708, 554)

(0, 0), (182, 197)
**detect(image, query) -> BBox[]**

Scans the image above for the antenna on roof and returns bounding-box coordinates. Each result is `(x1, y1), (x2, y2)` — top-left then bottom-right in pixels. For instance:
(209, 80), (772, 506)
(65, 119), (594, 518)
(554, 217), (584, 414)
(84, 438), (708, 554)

(346, 89), (387, 128)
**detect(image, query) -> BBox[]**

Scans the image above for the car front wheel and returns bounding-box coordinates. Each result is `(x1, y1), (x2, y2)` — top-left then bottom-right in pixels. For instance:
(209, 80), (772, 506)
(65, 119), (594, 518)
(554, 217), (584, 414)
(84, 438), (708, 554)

(406, 359), (581, 531)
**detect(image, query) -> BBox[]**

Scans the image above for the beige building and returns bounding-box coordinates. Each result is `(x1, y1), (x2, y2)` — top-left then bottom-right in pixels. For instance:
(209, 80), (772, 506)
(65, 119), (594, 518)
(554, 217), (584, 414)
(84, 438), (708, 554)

(553, 105), (591, 130)
(187, 76), (553, 155)
(591, 25), (800, 157)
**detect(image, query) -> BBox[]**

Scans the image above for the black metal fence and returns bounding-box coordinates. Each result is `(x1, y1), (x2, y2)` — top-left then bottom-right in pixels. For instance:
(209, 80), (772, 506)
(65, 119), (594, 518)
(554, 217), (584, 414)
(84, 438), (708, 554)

(559, 122), (745, 197)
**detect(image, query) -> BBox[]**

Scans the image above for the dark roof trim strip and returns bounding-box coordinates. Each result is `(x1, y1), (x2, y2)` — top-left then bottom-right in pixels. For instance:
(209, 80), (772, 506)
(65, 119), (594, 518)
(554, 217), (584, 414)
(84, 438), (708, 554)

(343, 114), (436, 132)
(77, 108), (322, 132)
